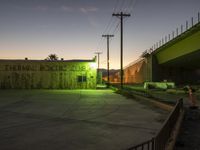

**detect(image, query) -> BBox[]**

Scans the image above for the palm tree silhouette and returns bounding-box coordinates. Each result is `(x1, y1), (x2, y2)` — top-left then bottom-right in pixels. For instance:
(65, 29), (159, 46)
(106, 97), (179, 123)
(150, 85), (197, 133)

(46, 54), (58, 61)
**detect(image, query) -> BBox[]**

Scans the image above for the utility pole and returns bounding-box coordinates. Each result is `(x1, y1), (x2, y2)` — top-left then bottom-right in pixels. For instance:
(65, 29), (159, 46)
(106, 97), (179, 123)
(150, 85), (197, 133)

(112, 12), (130, 89)
(102, 34), (114, 87)
(94, 52), (102, 73)
(95, 52), (102, 84)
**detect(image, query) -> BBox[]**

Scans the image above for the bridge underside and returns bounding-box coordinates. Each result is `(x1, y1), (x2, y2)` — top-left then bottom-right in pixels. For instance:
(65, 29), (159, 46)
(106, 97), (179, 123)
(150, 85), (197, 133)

(152, 50), (200, 84)
(162, 49), (200, 69)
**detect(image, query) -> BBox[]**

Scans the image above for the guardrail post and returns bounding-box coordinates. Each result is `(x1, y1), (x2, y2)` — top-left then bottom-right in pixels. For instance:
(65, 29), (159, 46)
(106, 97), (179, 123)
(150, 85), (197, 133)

(181, 25), (183, 33)
(179, 98), (183, 110)
(152, 138), (155, 150)
(191, 17), (193, 27)
(186, 20), (188, 30)
(176, 28), (178, 36)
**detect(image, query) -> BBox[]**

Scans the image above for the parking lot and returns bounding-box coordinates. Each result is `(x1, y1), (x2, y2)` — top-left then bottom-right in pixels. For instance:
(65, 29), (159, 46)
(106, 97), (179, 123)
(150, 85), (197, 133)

(0, 89), (168, 150)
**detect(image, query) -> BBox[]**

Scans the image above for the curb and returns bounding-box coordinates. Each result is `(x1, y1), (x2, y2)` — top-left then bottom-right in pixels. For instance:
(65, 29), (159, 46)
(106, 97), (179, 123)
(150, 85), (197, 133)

(117, 89), (174, 112)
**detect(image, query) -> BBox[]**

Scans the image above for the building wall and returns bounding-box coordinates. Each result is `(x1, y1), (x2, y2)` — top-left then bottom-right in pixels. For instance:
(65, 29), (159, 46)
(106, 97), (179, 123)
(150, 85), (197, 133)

(0, 60), (97, 89)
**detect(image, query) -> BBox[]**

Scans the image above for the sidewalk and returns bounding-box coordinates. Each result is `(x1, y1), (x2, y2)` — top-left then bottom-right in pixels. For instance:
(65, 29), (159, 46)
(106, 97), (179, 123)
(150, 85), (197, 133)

(148, 90), (200, 150)
(175, 107), (200, 150)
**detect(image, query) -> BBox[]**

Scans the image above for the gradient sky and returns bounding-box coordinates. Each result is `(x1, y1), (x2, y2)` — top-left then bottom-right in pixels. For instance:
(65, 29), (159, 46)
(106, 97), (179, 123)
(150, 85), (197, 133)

(0, 0), (200, 69)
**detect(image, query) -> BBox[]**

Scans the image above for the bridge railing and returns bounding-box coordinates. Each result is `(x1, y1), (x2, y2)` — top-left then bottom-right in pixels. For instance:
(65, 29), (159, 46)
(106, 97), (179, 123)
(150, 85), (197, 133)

(127, 138), (155, 150)
(154, 98), (183, 150)
(142, 12), (200, 55)
(127, 98), (184, 150)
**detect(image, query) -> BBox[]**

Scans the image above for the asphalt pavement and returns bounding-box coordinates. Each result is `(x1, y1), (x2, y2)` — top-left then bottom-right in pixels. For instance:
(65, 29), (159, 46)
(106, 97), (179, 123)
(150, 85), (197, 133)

(0, 89), (168, 150)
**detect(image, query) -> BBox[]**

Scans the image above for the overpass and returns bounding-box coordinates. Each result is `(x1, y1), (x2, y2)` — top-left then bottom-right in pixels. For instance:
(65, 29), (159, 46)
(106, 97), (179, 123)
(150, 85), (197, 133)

(153, 21), (200, 67)
(149, 17), (200, 84)
(115, 13), (200, 85)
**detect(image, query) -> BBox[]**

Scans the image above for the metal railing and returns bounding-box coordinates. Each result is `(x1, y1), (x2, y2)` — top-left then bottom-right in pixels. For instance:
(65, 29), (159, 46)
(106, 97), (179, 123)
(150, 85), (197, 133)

(127, 98), (184, 150)
(154, 98), (183, 150)
(142, 12), (200, 55)
(127, 138), (155, 150)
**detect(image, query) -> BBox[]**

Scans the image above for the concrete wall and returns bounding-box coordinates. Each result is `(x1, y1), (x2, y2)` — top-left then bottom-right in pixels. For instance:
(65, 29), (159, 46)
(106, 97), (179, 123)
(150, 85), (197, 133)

(109, 57), (152, 84)
(0, 60), (97, 89)
(123, 57), (152, 83)
(109, 72), (120, 83)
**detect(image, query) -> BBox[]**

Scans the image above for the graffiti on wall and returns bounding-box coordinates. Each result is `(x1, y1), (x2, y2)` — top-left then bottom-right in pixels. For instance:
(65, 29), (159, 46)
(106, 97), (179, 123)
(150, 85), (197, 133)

(2, 64), (87, 72)
(0, 62), (96, 89)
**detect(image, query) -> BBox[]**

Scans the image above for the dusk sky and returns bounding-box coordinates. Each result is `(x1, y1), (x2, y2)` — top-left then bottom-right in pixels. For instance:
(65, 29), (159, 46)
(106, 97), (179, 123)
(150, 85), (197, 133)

(0, 0), (200, 69)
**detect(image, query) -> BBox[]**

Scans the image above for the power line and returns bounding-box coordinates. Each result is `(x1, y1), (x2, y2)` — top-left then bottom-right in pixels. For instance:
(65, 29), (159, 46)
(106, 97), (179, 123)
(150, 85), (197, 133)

(110, 22), (121, 43)
(122, 0), (131, 13)
(96, 0), (119, 51)
(96, 36), (105, 50)
(115, 0), (133, 13)
(104, 19), (118, 34)
(128, 0), (138, 14)
(113, 0), (120, 13)
(96, 0), (137, 71)
(120, 0), (127, 12)
(103, 17), (114, 34)
(101, 0), (122, 35)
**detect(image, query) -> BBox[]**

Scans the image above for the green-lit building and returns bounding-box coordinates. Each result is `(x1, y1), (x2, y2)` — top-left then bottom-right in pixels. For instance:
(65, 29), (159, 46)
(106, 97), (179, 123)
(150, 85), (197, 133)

(0, 58), (97, 89)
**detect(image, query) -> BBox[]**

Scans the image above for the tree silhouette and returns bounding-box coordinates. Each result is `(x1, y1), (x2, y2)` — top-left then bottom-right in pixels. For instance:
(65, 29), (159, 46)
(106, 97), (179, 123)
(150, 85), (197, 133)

(46, 54), (58, 61)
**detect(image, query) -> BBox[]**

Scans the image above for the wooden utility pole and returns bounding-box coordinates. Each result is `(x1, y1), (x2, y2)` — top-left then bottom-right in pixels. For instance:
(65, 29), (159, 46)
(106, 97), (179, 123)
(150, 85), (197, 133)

(95, 52), (102, 72)
(95, 52), (102, 84)
(102, 34), (114, 87)
(112, 12), (130, 89)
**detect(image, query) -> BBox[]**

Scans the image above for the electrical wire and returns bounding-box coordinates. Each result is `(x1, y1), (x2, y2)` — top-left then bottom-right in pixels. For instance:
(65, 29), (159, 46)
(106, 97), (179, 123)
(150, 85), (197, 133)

(113, 0), (120, 13)
(95, 0), (138, 63)
(128, 0), (138, 14)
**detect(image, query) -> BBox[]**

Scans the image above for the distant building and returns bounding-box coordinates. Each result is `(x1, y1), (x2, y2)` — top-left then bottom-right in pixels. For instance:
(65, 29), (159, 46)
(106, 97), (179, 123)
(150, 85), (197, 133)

(0, 58), (97, 89)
